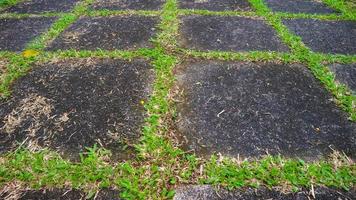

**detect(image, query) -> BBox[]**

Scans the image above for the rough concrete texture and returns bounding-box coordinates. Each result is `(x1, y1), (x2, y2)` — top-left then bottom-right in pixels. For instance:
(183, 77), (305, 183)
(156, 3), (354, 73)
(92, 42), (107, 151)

(0, 58), (154, 161)
(179, 16), (289, 52)
(174, 185), (356, 200)
(0, 17), (56, 51)
(91, 0), (165, 10)
(47, 16), (158, 51)
(328, 63), (356, 94)
(178, 0), (252, 11)
(4, 0), (79, 14)
(265, 0), (337, 14)
(175, 61), (355, 160)
(283, 19), (356, 54)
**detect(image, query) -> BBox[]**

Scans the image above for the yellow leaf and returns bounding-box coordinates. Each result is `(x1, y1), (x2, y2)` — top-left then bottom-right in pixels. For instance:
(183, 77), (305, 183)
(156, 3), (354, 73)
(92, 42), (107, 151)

(22, 50), (39, 58)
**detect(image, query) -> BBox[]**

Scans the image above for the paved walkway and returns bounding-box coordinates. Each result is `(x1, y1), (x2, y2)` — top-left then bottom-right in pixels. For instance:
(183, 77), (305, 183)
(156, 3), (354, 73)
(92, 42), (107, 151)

(0, 0), (355, 199)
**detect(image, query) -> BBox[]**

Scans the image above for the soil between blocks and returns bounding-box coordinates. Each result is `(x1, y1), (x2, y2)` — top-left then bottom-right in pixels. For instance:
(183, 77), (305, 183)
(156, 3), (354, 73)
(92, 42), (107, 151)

(328, 63), (356, 94)
(283, 19), (356, 55)
(0, 17), (56, 51)
(174, 61), (356, 160)
(91, 0), (165, 10)
(264, 0), (337, 14)
(178, 0), (252, 11)
(3, 0), (79, 14)
(179, 16), (289, 52)
(0, 58), (154, 161)
(1, 188), (121, 200)
(174, 185), (356, 200)
(47, 16), (158, 51)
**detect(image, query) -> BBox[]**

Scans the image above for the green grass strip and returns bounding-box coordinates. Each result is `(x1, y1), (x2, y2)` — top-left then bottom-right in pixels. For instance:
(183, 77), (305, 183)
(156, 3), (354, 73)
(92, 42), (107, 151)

(0, 147), (116, 198)
(0, 0), (21, 9)
(114, 0), (192, 198)
(180, 49), (298, 63)
(0, 149), (354, 198)
(154, 0), (179, 50)
(178, 9), (257, 17)
(40, 49), (147, 61)
(323, 0), (356, 20)
(200, 154), (355, 191)
(315, 53), (356, 64)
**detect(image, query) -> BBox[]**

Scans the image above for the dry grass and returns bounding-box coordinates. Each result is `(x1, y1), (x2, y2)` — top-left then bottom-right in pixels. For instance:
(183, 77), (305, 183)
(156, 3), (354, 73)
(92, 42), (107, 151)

(1, 93), (54, 135)
(0, 182), (25, 200)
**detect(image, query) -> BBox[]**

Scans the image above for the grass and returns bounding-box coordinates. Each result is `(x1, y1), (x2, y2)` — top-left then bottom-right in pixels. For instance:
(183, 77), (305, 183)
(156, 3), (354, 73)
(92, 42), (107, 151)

(1, 148), (354, 198)
(323, 0), (356, 20)
(0, 0), (355, 199)
(0, 0), (20, 9)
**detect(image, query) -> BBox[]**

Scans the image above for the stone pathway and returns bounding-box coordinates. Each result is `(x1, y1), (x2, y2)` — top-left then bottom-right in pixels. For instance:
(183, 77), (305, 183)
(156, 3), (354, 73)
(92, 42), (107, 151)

(0, 0), (355, 199)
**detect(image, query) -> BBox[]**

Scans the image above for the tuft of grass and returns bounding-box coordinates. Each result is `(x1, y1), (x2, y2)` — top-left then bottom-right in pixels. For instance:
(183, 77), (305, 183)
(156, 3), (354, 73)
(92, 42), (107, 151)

(1, 149), (354, 198)
(0, 146), (115, 194)
(40, 49), (147, 61)
(178, 9), (257, 17)
(200, 154), (355, 191)
(154, 0), (179, 50)
(323, 0), (356, 20)
(0, 0), (20, 9)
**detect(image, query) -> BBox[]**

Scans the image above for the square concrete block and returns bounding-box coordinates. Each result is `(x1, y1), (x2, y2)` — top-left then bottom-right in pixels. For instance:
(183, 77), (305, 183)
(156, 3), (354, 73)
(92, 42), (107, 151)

(0, 58), (155, 161)
(283, 19), (356, 54)
(0, 17), (56, 51)
(175, 61), (355, 160)
(47, 16), (158, 50)
(179, 16), (289, 52)
(91, 0), (165, 10)
(178, 0), (252, 11)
